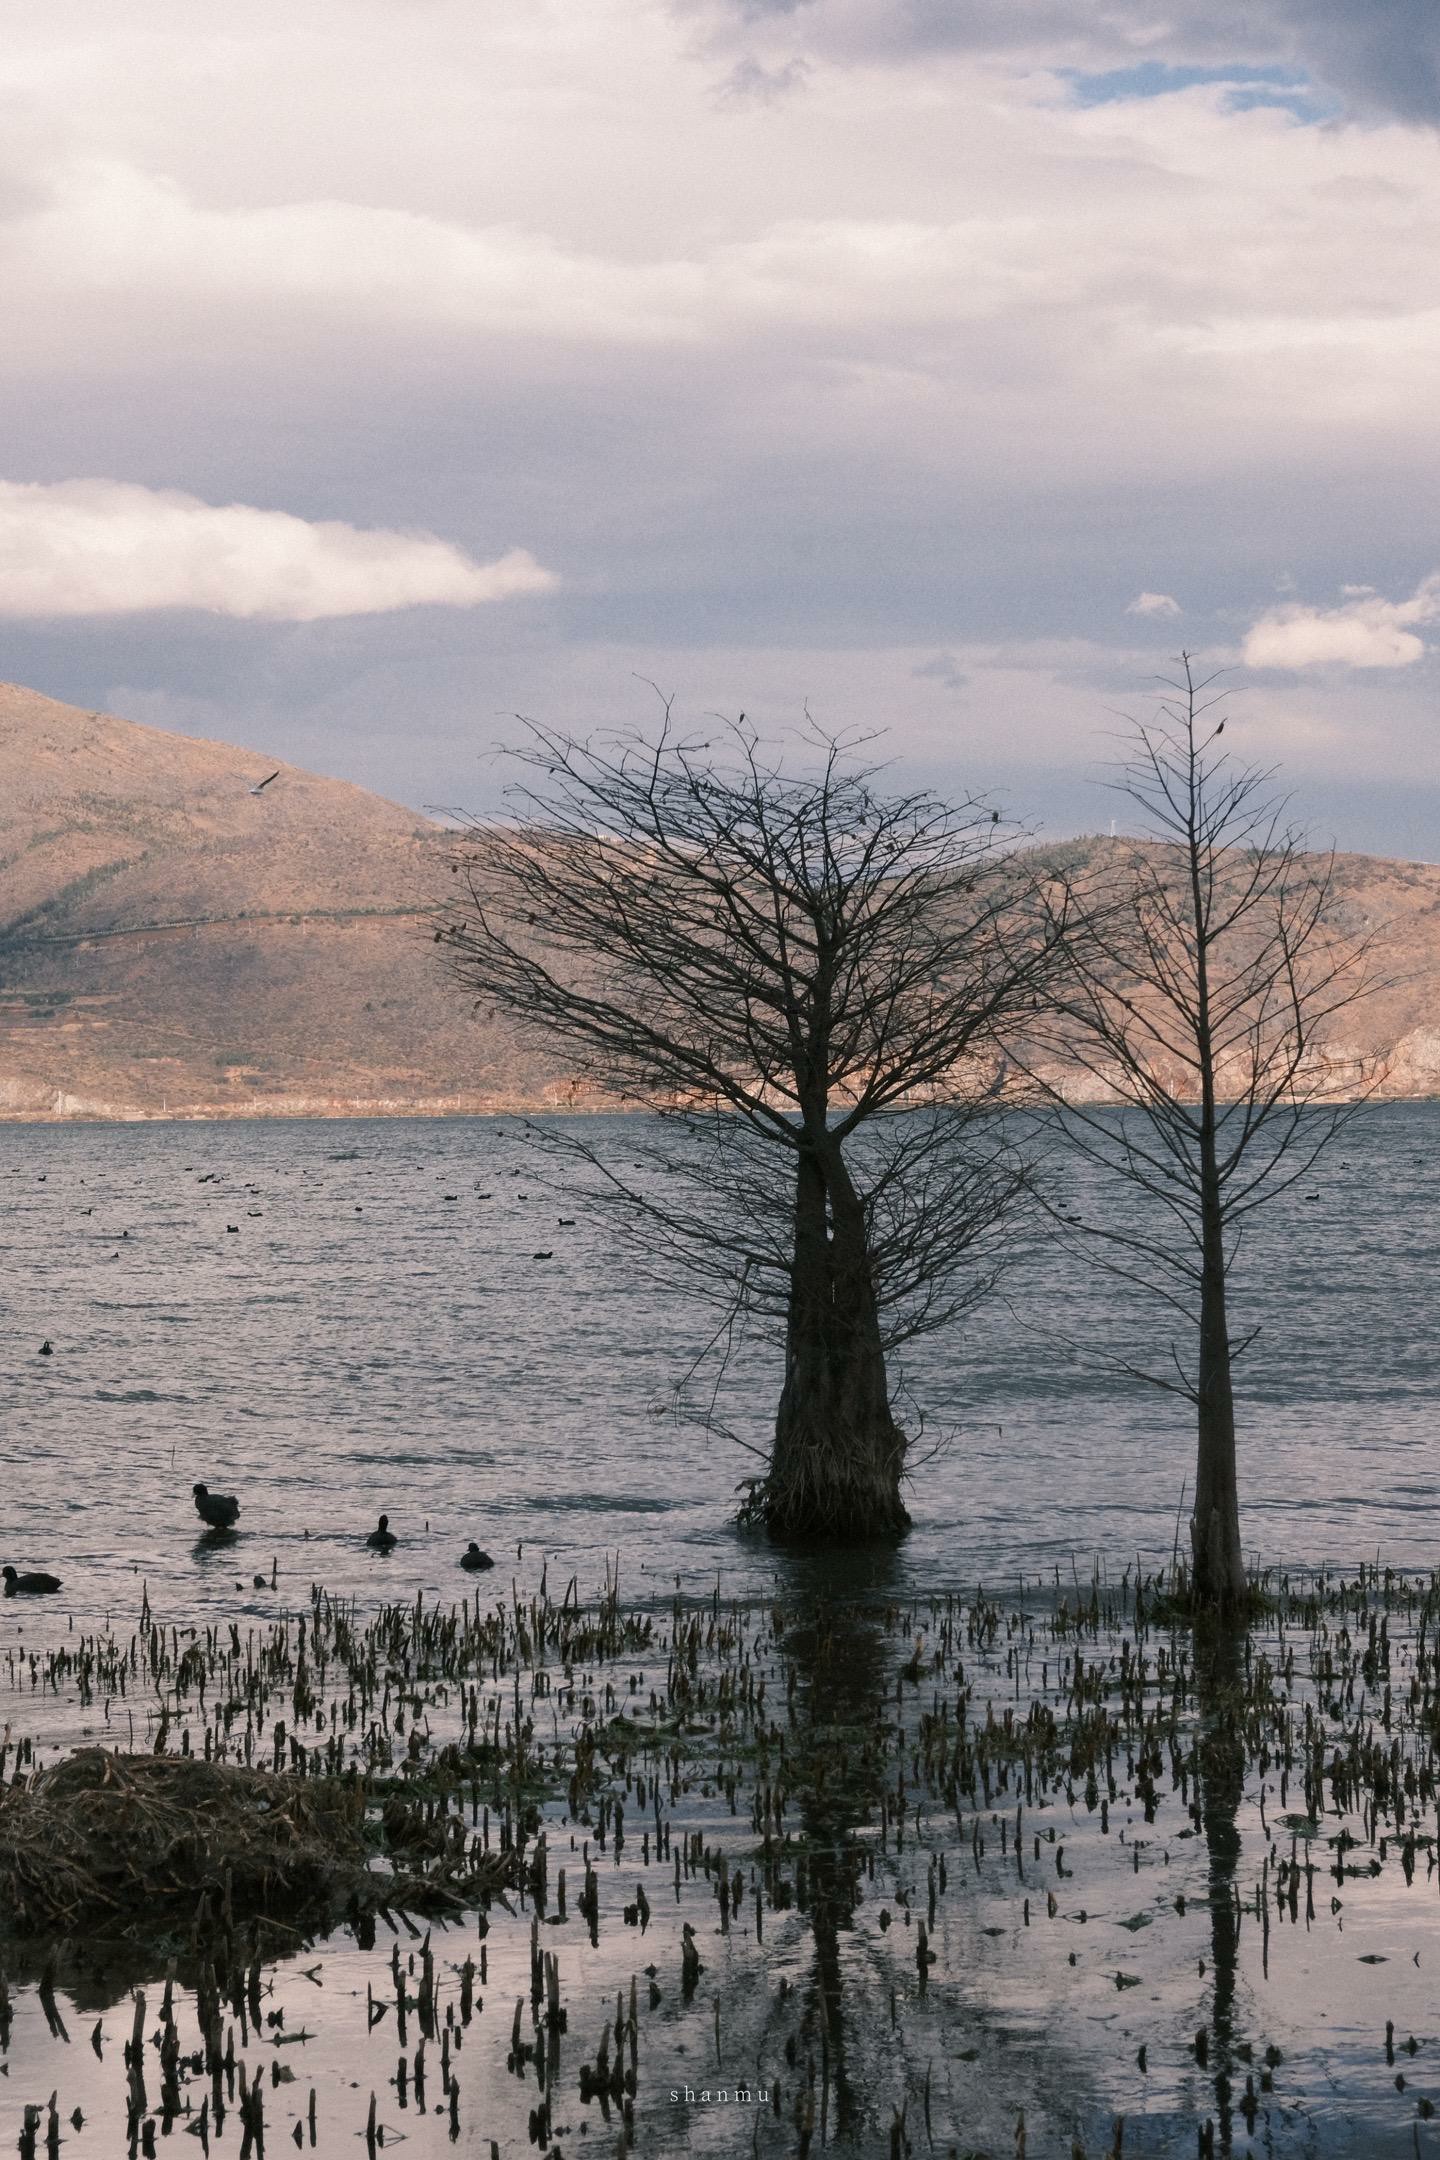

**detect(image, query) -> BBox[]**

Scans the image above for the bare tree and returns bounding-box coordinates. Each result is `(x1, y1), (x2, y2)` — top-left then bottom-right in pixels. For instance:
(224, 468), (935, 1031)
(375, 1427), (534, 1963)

(437, 711), (1070, 1542)
(1025, 656), (1379, 1607)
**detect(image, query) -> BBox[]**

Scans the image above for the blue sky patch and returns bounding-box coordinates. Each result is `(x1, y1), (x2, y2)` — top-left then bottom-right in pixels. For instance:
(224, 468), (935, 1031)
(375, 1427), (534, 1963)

(1061, 62), (1329, 120)
(1223, 83), (1343, 122)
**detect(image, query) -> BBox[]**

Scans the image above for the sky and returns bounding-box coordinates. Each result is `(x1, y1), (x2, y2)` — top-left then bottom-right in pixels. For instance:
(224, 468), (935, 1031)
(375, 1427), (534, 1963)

(2, 0), (1439, 853)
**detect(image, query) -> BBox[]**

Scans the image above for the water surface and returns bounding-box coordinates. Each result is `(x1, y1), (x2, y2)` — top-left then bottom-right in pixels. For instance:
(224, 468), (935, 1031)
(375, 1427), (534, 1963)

(1, 1104), (1434, 1634)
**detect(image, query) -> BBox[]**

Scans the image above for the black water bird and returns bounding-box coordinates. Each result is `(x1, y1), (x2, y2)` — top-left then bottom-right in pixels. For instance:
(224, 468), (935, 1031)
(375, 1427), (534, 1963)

(38, 1339), (52, 1356)
(460, 1542), (495, 1572)
(3, 1567), (61, 1596)
(193, 1482), (241, 1530)
(366, 1515), (398, 1551)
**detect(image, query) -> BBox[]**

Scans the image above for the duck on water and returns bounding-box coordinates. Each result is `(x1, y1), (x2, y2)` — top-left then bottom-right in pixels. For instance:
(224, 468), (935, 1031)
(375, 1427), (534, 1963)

(366, 1515), (398, 1552)
(193, 1483), (241, 1531)
(3, 1566), (61, 1596)
(460, 1542), (494, 1571)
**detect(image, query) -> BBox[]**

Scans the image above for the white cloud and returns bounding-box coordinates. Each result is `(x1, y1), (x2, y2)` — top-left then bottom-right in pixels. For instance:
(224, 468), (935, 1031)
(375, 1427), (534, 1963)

(1126, 591), (1182, 617)
(1243, 572), (1440, 669)
(0, 479), (556, 621)
(6, 162), (702, 346)
(1, 3), (1440, 834)
(1, 60), (1438, 392)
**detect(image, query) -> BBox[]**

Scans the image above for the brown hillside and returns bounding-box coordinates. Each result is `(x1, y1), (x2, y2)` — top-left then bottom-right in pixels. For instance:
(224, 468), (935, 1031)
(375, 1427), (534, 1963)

(0, 683), (574, 1118)
(1022, 833), (1440, 1102)
(1, 683), (1438, 1119)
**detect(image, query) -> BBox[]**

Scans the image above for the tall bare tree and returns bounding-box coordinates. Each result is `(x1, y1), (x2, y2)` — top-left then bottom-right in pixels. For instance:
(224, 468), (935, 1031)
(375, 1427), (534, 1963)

(1026, 656), (1378, 1607)
(437, 712), (1069, 1542)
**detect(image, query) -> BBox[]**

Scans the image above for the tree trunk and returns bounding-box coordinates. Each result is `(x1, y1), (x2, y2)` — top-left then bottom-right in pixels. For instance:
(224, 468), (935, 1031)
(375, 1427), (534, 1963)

(755, 1139), (909, 1540)
(1186, 771), (1247, 1612)
(1189, 1177), (1246, 1606)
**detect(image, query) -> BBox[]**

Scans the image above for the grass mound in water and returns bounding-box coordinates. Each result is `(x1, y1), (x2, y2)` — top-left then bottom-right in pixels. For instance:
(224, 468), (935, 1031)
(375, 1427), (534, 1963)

(0, 1748), (504, 1941)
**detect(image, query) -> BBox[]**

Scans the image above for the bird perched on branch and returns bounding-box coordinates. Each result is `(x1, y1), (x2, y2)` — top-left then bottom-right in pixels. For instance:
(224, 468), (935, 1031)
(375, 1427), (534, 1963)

(460, 1542), (494, 1571)
(3, 1566), (61, 1595)
(366, 1514), (398, 1551)
(193, 1482), (241, 1530)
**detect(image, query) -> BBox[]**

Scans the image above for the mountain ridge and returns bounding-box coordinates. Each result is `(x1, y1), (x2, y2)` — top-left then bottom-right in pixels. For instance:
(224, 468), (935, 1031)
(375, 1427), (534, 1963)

(2, 682), (1439, 1119)
(0, 682), (573, 1118)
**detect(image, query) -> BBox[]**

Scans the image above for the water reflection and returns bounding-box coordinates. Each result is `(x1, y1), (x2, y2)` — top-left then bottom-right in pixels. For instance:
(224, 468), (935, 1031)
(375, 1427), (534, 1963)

(1194, 1616), (1247, 2154)
(770, 1547), (904, 2145)
(766, 1564), (1266, 2154)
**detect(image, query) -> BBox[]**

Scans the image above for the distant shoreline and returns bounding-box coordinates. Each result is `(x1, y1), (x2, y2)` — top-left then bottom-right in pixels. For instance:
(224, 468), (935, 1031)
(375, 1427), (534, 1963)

(3, 1089), (1437, 1125)
(0, 1095), (612, 1124)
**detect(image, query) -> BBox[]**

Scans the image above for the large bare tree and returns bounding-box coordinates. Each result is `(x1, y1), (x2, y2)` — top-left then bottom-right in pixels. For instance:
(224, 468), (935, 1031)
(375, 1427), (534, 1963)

(437, 713), (1069, 1542)
(1026, 657), (1378, 1607)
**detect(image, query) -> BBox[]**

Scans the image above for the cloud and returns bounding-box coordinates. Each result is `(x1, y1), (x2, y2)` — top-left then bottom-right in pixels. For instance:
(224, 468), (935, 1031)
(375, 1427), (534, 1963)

(716, 55), (811, 104)
(1279, 0), (1440, 126)
(3, 0), (1440, 849)
(688, 0), (1440, 125)
(911, 651), (968, 692)
(7, 163), (701, 345)
(1126, 591), (1182, 617)
(0, 479), (556, 621)
(1243, 572), (1440, 669)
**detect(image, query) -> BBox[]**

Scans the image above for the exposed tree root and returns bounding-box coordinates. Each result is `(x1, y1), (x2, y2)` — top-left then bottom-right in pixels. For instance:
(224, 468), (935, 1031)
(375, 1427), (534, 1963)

(741, 1420), (911, 1540)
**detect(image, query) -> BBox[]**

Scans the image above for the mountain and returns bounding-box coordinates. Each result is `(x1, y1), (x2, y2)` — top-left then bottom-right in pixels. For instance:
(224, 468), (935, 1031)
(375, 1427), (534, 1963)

(2, 681), (1439, 1119)
(0, 683), (572, 1119)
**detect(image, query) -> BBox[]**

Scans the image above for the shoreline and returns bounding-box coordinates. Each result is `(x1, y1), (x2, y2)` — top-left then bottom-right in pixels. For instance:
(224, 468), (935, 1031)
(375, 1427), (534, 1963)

(5, 1086), (1440, 1124)
(0, 1090), (620, 1124)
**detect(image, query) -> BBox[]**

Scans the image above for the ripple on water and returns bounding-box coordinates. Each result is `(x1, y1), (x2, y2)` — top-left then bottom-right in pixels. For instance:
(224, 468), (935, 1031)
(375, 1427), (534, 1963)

(1, 1104), (1436, 1624)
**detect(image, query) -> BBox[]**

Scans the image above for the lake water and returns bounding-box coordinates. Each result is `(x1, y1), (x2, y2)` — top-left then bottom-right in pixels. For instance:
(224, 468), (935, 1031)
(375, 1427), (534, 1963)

(2, 1102), (1435, 1639)
(2, 1105), (1438, 2157)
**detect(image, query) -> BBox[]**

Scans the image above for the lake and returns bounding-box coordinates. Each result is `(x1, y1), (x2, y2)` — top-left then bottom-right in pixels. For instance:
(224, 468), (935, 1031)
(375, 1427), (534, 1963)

(3, 1104), (1438, 2157)
(2, 1101), (1435, 1638)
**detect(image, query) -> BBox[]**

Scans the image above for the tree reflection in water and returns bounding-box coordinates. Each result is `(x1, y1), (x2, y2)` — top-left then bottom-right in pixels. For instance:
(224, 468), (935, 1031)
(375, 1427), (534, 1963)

(730, 1557), (1262, 2153)
(769, 1546), (904, 2147)
(1194, 1616), (1247, 2155)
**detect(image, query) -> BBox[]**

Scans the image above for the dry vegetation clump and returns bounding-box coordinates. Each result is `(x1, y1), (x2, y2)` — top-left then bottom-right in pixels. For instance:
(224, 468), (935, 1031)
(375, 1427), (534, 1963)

(0, 1749), (499, 1942)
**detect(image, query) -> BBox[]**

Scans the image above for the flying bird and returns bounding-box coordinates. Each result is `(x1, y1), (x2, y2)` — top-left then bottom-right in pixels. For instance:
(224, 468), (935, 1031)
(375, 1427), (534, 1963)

(250, 771), (280, 796)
